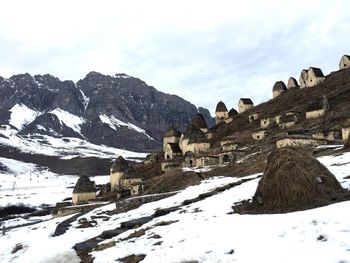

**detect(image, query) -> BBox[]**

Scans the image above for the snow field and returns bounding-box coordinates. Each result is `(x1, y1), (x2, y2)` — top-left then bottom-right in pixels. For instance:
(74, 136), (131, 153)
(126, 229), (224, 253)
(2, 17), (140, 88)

(99, 114), (156, 141)
(9, 104), (40, 131)
(0, 157), (110, 207)
(1, 152), (350, 262)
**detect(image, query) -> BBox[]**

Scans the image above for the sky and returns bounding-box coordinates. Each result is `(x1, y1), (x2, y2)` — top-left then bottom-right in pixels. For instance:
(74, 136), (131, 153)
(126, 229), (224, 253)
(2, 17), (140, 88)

(0, 0), (349, 115)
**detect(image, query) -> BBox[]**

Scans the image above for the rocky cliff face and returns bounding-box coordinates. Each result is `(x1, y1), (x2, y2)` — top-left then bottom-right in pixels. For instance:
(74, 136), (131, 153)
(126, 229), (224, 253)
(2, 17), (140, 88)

(0, 72), (214, 152)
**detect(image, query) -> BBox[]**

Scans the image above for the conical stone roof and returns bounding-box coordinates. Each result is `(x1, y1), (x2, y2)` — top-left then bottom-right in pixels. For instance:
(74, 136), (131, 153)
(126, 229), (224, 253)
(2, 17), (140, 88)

(215, 101), (228, 113)
(287, 77), (299, 89)
(273, 81), (287, 92)
(122, 166), (140, 180)
(111, 156), (130, 173)
(188, 128), (209, 144)
(164, 127), (181, 138)
(73, 175), (95, 193)
(191, 114), (207, 129)
(228, 108), (238, 117)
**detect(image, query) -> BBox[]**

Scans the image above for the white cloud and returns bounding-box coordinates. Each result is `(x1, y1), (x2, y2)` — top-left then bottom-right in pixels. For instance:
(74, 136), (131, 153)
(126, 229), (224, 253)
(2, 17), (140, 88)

(0, 0), (350, 114)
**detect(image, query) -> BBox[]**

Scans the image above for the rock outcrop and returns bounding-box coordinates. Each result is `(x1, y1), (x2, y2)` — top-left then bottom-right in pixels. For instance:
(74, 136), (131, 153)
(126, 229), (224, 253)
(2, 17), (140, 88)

(0, 72), (214, 152)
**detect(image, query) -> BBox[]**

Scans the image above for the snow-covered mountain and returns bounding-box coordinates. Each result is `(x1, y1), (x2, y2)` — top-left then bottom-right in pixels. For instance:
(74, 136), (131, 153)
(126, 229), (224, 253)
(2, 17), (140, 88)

(0, 72), (214, 153)
(1, 150), (350, 262)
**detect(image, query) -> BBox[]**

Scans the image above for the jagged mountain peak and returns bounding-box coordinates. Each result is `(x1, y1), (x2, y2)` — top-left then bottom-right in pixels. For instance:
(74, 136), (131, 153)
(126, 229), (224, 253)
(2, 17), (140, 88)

(9, 72), (33, 81)
(115, 73), (132, 79)
(0, 71), (214, 152)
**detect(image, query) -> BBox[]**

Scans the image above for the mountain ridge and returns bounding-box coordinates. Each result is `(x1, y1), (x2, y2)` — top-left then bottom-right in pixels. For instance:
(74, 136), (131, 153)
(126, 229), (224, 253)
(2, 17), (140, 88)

(0, 72), (214, 152)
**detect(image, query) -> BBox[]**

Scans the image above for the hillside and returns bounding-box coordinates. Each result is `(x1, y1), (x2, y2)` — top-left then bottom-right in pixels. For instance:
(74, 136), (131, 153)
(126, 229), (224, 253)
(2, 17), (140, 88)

(212, 68), (350, 145)
(139, 66), (350, 196)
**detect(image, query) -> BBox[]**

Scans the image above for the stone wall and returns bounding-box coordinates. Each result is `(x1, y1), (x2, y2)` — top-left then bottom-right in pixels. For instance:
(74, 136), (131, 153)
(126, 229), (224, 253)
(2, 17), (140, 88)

(72, 192), (96, 205)
(163, 136), (180, 152)
(219, 152), (235, 164)
(114, 192), (177, 214)
(273, 90), (283, 98)
(224, 117), (233, 124)
(249, 113), (260, 123)
(311, 131), (341, 141)
(186, 142), (210, 154)
(184, 154), (195, 167)
(222, 143), (237, 152)
(110, 171), (123, 190)
(144, 154), (159, 164)
(121, 178), (143, 196)
(53, 203), (105, 218)
(179, 135), (189, 153)
(238, 101), (253, 113)
(195, 156), (219, 167)
(260, 117), (275, 128)
(342, 127), (350, 142)
(299, 69), (308, 88)
(252, 130), (267, 140)
(279, 121), (296, 129)
(205, 132), (214, 140)
(215, 111), (228, 125)
(307, 70), (325, 87)
(300, 68), (325, 88)
(276, 137), (326, 148)
(306, 109), (325, 119)
(161, 161), (181, 172)
(164, 144), (181, 160)
(340, 55), (350, 70)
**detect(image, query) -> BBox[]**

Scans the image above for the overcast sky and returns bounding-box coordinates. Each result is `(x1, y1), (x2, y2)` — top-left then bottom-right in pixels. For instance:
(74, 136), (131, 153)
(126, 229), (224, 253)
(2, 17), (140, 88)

(0, 0), (349, 115)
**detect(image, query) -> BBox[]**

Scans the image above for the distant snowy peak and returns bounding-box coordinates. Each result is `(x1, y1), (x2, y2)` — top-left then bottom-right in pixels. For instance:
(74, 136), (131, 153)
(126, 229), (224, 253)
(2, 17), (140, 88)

(9, 104), (40, 131)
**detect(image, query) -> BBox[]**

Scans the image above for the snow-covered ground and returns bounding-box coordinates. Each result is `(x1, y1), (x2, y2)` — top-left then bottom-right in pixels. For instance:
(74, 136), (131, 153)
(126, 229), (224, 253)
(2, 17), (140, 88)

(0, 157), (109, 207)
(9, 104), (40, 130)
(1, 152), (350, 263)
(0, 125), (146, 160)
(99, 114), (156, 141)
(49, 108), (84, 136)
(1, 103), (151, 159)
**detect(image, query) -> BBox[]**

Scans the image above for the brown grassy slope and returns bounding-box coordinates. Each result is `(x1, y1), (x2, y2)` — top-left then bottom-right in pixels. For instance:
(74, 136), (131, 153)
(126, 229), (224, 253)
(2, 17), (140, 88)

(144, 170), (202, 194)
(212, 68), (350, 144)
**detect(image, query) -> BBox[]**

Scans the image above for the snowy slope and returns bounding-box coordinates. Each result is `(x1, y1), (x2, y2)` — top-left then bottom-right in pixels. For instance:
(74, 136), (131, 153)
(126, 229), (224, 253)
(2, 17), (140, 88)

(49, 109), (84, 135)
(1, 152), (350, 262)
(0, 157), (110, 207)
(9, 104), (40, 131)
(99, 114), (156, 141)
(79, 89), (90, 110)
(2, 104), (157, 155)
(0, 126), (147, 160)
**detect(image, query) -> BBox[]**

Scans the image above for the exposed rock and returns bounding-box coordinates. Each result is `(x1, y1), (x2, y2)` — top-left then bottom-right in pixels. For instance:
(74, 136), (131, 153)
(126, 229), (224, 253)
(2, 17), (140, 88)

(0, 72), (213, 152)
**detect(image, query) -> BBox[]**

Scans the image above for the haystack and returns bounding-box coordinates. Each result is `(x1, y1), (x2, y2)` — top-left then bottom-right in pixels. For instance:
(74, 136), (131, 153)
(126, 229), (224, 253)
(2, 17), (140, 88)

(235, 147), (348, 214)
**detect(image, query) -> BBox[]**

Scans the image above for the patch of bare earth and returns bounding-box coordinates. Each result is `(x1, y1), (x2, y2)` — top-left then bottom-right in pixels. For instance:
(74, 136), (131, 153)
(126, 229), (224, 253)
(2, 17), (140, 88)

(117, 254), (146, 263)
(11, 243), (24, 254)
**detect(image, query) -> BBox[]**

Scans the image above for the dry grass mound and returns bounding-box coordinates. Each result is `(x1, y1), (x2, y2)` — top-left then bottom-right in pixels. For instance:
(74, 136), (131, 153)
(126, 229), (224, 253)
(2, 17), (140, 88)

(234, 147), (349, 214)
(144, 170), (202, 194)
